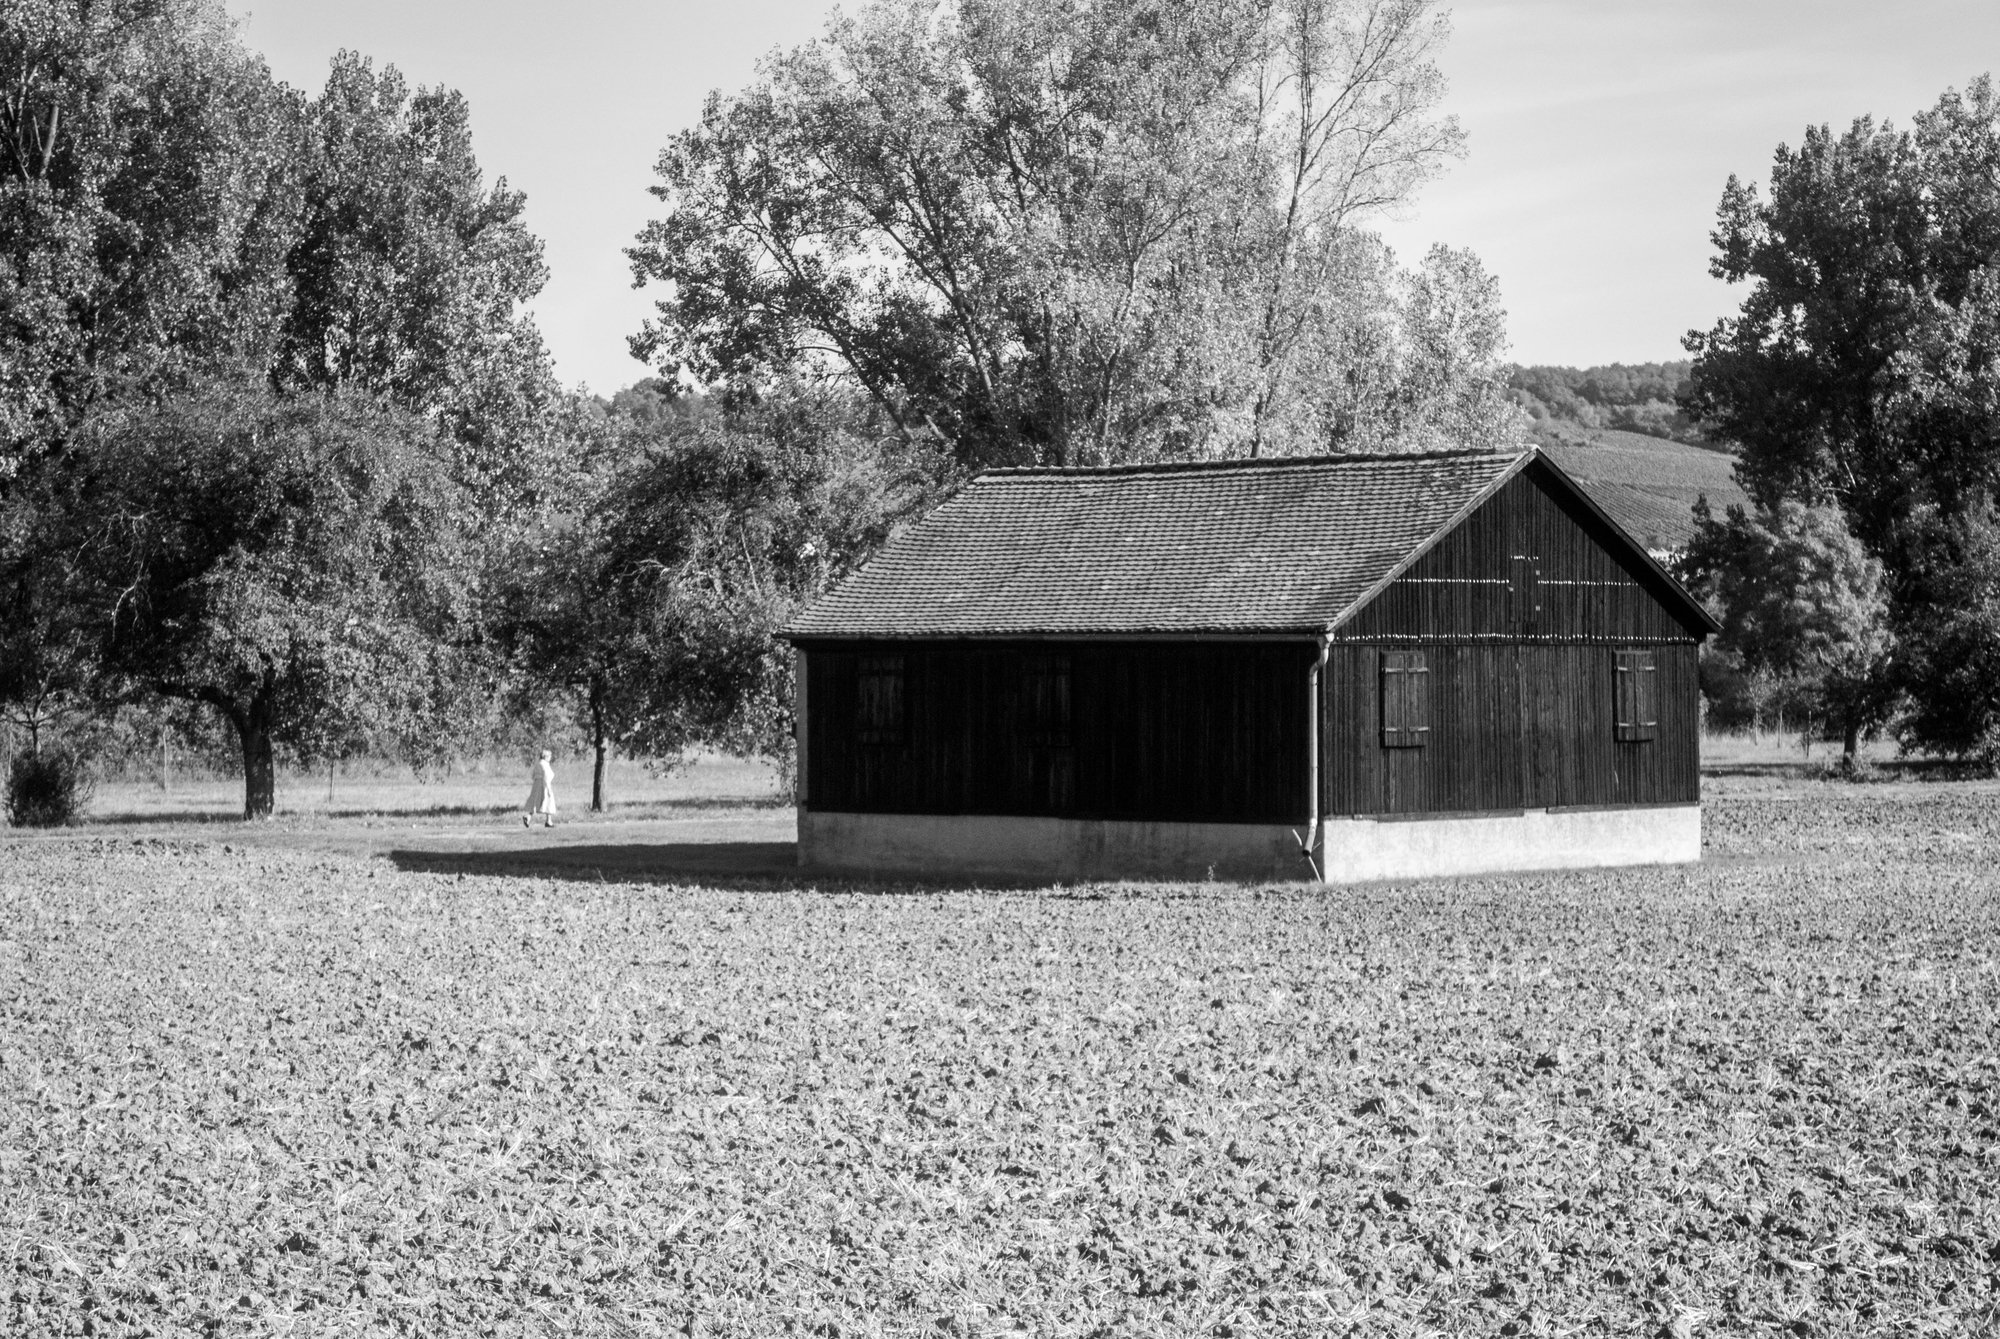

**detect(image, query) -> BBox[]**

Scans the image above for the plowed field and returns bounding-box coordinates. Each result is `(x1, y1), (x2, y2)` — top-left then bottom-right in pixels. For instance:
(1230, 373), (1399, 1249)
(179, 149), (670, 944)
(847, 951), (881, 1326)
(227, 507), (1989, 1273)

(4, 784), (1998, 1336)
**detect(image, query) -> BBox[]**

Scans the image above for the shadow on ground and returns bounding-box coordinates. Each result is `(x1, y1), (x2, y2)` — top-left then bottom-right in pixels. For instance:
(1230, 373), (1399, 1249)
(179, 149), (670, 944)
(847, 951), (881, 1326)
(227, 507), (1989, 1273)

(1702, 757), (1982, 782)
(82, 796), (789, 826)
(388, 840), (801, 883)
(84, 810), (251, 825)
(382, 841), (1070, 893)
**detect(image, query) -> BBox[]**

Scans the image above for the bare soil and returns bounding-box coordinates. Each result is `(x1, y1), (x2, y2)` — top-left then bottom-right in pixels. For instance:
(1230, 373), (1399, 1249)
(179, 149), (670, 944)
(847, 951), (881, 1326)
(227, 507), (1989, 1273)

(3, 771), (1998, 1336)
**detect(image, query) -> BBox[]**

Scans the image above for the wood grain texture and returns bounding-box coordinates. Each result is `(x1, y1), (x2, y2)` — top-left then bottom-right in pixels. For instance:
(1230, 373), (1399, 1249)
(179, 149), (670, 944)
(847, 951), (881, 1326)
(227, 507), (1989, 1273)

(806, 641), (1314, 823)
(1340, 463), (1707, 643)
(805, 459), (1703, 824)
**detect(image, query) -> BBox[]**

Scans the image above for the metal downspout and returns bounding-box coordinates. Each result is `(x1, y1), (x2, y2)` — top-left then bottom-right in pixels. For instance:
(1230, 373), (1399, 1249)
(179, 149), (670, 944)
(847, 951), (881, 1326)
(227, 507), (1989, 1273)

(1297, 637), (1331, 881)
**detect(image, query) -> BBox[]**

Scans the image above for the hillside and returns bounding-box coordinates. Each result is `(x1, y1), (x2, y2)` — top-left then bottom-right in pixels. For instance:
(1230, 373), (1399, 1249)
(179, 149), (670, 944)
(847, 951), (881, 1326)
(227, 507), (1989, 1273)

(1530, 423), (1748, 554)
(1508, 360), (1705, 446)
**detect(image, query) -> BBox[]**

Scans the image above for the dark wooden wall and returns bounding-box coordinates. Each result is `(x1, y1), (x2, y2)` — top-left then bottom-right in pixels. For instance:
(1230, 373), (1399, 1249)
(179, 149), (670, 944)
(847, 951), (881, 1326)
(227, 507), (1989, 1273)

(802, 461), (1706, 825)
(1326, 463), (1704, 815)
(803, 642), (1314, 823)
(1322, 642), (1699, 815)
(1341, 461), (1707, 644)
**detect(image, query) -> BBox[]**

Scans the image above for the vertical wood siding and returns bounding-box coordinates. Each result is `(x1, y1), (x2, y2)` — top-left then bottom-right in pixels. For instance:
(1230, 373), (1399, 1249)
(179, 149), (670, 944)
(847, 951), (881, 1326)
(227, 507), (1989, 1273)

(803, 460), (1705, 824)
(806, 641), (1314, 823)
(1340, 462), (1706, 644)
(1325, 464), (1702, 816)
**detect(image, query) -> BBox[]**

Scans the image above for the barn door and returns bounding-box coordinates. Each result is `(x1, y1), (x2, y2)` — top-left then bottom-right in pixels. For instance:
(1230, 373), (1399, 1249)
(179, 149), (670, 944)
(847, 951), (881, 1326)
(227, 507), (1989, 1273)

(1513, 556), (1553, 808)
(1520, 645), (1559, 809)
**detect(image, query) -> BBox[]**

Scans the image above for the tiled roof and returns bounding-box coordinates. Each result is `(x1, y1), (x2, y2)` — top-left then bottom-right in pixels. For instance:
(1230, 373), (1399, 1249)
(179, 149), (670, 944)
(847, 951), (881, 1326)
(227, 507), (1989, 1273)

(785, 449), (1533, 639)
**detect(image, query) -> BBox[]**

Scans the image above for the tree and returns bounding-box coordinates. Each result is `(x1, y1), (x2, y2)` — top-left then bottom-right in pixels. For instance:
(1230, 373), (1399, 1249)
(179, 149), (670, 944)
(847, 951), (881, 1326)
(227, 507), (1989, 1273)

(493, 420), (642, 813)
(39, 380), (486, 818)
(1242, 0), (1463, 454)
(1308, 242), (1523, 451)
(1678, 499), (1894, 764)
(276, 52), (565, 513)
(1505, 361), (1706, 445)
(1, 15), (572, 799)
(0, 512), (94, 755)
(1680, 76), (2000, 551)
(1679, 76), (2000, 761)
(1885, 502), (2000, 764)
(500, 388), (935, 804)
(629, 0), (1466, 467)
(613, 393), (931, 773)
(0, 0), (300, 474)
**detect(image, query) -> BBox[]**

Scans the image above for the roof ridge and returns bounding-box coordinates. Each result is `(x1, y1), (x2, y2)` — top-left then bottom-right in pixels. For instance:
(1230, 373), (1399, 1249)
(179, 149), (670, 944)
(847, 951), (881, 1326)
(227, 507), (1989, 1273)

(973, 447), (1530, 482)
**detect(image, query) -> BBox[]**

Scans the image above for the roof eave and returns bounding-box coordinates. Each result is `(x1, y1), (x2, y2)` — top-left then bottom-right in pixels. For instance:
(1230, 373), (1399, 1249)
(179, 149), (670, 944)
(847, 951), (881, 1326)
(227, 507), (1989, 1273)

(781, 628), (1329, 645)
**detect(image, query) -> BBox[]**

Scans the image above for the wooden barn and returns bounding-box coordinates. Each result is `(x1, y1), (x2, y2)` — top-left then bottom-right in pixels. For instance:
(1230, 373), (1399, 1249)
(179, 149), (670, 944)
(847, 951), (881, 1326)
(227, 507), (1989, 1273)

(782, 447), (1718, 883)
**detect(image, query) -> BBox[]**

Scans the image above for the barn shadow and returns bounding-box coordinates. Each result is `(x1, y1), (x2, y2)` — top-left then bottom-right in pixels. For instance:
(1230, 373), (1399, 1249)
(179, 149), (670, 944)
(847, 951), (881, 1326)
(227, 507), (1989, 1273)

(386, 839), (801, 885)
(381, 840), (1105, 893)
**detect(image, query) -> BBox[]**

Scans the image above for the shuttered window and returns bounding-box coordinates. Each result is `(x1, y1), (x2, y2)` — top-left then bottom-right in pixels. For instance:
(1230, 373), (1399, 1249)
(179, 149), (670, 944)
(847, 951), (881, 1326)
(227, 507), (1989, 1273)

(1615, 651), (1657, 742)
(1380, 651), (1430, 748)
(857, 656), (905, 744)
(1019, 655), (1072, 747)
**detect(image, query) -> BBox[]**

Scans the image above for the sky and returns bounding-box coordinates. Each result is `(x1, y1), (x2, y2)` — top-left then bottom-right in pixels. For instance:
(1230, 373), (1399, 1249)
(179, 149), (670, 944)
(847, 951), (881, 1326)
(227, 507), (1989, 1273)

(225, 0), (2000, 394)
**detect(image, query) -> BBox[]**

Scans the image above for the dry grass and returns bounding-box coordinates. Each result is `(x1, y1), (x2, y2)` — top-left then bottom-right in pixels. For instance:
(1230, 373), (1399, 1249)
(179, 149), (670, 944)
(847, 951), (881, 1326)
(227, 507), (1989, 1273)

(1699, 731), (1903, 775)
(83, 754), (785, 826)
(5, 781), (2000, 1336)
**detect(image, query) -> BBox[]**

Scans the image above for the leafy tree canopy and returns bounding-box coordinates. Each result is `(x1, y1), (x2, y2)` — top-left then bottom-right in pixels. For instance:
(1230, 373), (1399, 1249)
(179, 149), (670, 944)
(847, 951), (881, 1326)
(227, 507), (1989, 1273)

(499, 387), (937, 804)
(34, 380), (489, 816)
(1891, 502), (2000, 763)
(1506, 361), (1710, 446)
(1, 8), (579, 795)
(0, 0), (300, 472)
(630, 0), (1498, 467)
(1678, 498), (1894, 760)
(1, 6), (565, 507)
(1680, 74), (2000, 762)
(1681, 75), (2000, 551)
(277, 52), (565, 511)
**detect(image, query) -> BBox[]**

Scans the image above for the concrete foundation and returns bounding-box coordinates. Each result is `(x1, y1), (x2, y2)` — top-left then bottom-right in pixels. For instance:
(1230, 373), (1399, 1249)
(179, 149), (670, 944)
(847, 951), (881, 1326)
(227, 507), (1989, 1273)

(799, 810), (1312, 883)
(799, 803), (1700, 884)
(1318, 804), (1701, 884)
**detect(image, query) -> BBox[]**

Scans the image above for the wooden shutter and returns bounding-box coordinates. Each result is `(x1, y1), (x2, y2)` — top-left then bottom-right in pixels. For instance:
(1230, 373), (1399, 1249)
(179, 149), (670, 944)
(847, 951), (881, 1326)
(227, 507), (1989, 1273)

(857, 655), (904, 744)
(1380, 651), (1430, 748)
(1615, 651), (1657, 742)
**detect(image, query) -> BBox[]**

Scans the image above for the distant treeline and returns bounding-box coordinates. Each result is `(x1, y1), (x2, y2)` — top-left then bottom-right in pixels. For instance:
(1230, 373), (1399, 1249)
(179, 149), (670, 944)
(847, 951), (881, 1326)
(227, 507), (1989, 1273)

(1506, 362), (1707, 444)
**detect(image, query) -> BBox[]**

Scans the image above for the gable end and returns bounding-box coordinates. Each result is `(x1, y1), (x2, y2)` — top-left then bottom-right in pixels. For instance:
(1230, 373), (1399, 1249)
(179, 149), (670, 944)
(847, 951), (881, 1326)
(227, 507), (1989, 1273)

(1335, 457), (1716, 643)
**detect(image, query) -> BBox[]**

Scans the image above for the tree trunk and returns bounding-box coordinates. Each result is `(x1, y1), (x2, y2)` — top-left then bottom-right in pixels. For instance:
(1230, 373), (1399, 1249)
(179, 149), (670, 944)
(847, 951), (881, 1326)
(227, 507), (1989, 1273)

(235, 708), (276, 820)
(589, 676), (608, 813)
(1843, 716), (1860, 767)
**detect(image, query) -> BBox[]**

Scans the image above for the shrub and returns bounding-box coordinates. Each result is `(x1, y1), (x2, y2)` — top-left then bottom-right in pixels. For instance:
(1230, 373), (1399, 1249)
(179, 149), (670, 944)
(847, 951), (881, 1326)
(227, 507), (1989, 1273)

(5, 750), (96, 827)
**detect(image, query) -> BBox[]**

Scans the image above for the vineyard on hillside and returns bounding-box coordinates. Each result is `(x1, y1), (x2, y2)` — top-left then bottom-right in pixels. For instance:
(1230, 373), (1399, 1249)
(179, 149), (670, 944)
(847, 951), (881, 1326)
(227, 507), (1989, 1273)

(1537, 427), (1750, 553)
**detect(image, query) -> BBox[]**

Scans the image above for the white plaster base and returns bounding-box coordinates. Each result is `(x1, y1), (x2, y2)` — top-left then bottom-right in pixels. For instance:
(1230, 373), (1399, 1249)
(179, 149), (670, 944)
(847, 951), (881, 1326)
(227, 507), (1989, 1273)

(798, 809), (1313, 883)
(1318, 804), (1701, 884)
(798, 804), (1701, 884)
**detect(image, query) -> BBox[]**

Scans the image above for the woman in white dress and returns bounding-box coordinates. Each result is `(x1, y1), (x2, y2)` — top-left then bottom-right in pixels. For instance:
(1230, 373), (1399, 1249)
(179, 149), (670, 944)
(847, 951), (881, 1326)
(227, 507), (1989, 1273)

(523, 749), (557, 827)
